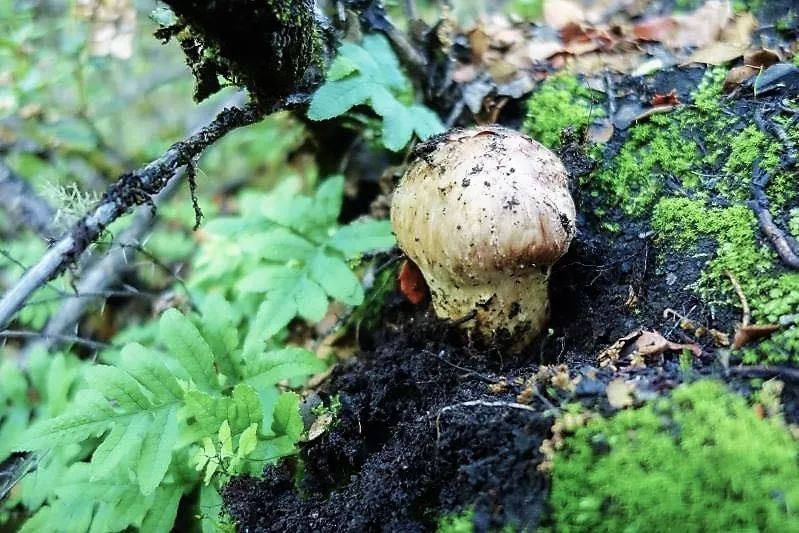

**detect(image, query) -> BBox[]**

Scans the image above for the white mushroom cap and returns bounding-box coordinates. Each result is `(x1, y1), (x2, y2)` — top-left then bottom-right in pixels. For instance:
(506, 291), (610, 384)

(390, 125), (576, 346)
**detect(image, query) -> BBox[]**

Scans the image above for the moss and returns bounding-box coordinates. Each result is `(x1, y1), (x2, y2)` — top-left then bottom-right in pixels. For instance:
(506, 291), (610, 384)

(437, 509), (475, 533)
(522, 74), (602, 149)
(652, 197), (799, 363)
(550, 380), (799, 532)
(506, 0), (543, 19)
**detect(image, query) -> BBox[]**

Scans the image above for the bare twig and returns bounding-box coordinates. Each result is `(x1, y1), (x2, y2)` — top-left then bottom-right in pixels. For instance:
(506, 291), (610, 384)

(0, 330), (111, 351)
(727, 365), (799, 382)
(0, 101), (278, 329)
(0, 161), (59, 240)
(726, 271), (750, 325)
(423, 349), (496, 383)
(747, 163), (799, 269)
(434, 399), (545, 439)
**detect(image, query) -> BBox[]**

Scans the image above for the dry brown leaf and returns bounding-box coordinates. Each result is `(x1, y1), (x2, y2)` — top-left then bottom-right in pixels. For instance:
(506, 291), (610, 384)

(607, 379), (635, 408)
(587, 118), (614, 143)
(686, 41), (749, 65)
(724, 64), (760, 91)
(599, 329), (701, 367)
(668, 0), (733, 48)
(632, 16), (677, 42)
(732, 323), (780, 349)
(744, 48), (782, 68)
(651, 90), (680, 106)
(544, 0), (586, 30)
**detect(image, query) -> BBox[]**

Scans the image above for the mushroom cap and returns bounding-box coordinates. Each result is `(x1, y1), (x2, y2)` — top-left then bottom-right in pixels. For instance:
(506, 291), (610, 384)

(391, 125), (576, 288)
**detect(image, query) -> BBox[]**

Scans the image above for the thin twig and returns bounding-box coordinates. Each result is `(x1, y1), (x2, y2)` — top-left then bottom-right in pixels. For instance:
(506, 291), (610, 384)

(0, 100), (280, 329)
(0, 330), (111, 351)
(434, 400), (545, 439)
(726, 271), (750, 326)
(727, 365), (799, 382)
(747, 162), (799, 270)
(423, 349), (496, 383)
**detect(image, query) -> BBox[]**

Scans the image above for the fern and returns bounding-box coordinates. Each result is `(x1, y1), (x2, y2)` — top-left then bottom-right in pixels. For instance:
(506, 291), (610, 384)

(308, 34), (444, 151)
(14, 303), (325, 532)
(191, 175), (395, 356)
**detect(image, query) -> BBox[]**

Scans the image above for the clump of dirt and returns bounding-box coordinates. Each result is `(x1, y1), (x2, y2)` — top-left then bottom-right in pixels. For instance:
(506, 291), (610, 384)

(224, 305), (553, 531)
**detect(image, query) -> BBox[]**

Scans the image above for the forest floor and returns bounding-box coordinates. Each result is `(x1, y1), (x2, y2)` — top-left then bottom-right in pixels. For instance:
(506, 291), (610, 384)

(224, 1), (799, 531)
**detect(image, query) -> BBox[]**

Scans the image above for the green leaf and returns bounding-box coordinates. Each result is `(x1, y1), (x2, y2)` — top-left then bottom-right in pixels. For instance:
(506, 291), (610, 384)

(185, 390), (229, 436)
(255, 227), (317, 262)
(310, 252), (364, 306)
(160, 308), (217, 391)
(329, 219), (396, 258)
(141, 484), (183, 533)
(229, 383), (263, 435)
(272, 392), (303, 441)
(313, 175), (345, 226)
(86, 365), (152, 411)
(236, 265), (301, 294)
(244, 347), (327, 387)
(19, 391), (116, 450)
(361, 34), (405, 89)
(307, 76), (374, 121)
(137, 406), (179, 495)
(90, 412), (149, 481)
(327, 55), (359, 81)
(219, 420), (233, 460)
(200, 294), (241, 380)
(410, 104), (445, 140)
(238, 424), (258, 459)
(370, 85), (414, 151)
(121, 343), (183, 405)
(295, 276), (329, 321)
(199, 485), (224, 533)
(242, 296), (297, 358)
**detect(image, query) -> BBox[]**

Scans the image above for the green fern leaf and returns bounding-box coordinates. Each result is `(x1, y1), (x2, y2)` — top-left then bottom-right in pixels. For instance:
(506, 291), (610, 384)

(329, 219), (395, 258)
(86, 365), (152, 411)
(272, 392), (303, 441)
(120, 343), (183, 405)
(20, 391), (117, 450)
(137, 405), (179, 495)
(243, 347), (327, 387)
(228, 383), (262, 434)
(242, 296), (297, 358)
(160, 308), (218, 391)
(309, 252), (364, 306)
(89, 412), (149, 481)
(141, 484), (183, 533)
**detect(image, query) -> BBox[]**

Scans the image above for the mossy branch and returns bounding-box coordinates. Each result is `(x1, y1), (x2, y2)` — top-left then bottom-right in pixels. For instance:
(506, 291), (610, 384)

(159, 0), (322, 105)
(0, 101), (276, 330)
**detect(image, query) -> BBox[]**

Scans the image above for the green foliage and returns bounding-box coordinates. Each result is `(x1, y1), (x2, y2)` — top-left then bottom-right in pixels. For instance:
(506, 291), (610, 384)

(551, 380), (799, 532)
(523, 74), (602, 149)
(308, 34), (444, 151)
(13, 305), (325, 532)
(506, 0), (544, 19)
(192, 175), (395, 355)
(438, 508), (475, 533)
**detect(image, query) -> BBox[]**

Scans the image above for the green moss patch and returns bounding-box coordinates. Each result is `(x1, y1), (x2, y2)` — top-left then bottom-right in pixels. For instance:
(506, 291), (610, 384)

(523, 74), (602, 149)
(551, 380), (799, 532)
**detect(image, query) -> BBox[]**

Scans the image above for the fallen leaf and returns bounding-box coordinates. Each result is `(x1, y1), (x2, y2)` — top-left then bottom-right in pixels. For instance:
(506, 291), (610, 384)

(732, 323), (780, 349)
(667, 0), (733, 48)
(587, 118), (614, 143)
(724, 64), (759, 92)
(599, 329), (701, 367)
(686, 41), (748, 65)
(632, 16), (677, 42)
(607, 379), (635, 408)
(543, 0), (585, 29)
(743, 48), (782, 68)
(398, 259), (428, 304)
(650, 89), (680, 106)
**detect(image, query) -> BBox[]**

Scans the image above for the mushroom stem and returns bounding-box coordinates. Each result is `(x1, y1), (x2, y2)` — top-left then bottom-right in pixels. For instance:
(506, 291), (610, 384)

(427, 268), (550, 345)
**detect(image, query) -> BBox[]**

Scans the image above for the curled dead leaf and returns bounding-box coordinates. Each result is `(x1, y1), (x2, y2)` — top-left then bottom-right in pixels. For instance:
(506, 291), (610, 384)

(599, 329), (701, 367)
(732, 323), (780, 349)
(398, 259), (428, 305)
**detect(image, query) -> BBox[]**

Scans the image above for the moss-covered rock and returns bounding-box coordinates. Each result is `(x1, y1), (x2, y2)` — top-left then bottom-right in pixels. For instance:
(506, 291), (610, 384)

(523, 74), (601, 149)
(550, 380), (799, 532)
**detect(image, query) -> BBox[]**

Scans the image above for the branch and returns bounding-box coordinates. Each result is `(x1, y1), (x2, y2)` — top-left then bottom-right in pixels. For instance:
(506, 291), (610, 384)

(0, 101), (269, 329)
(0, 161), (59, 240)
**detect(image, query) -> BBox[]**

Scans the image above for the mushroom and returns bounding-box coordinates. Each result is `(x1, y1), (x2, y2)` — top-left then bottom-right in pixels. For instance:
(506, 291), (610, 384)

(390, 125), (576, 346)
